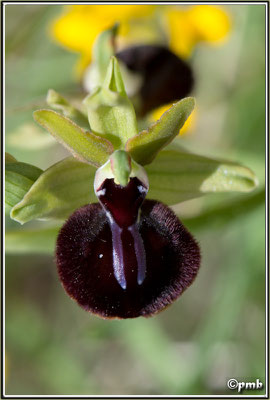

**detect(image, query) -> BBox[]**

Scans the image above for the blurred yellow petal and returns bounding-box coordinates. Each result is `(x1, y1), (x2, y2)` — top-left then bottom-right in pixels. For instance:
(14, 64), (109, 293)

(166, 5), (231, 58)
(51, 6), (108, 54)
(151, 103), (197, 135)
(166, 10), (196, 58)
(50, 5), (154, 56)
(180, 107), (197, 135)
(188, 5), (231, 43)
(151, 103), (172, 122)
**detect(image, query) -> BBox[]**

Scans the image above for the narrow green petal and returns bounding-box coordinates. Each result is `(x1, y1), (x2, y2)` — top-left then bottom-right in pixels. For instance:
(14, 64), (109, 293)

(145, 149), (258, 205)
(5, 161), (43, 214)
(103, 56), (126, 96)
(126, 97), (195, 165)
(33, 109), (113, 167)
(10, 157), (96, 224)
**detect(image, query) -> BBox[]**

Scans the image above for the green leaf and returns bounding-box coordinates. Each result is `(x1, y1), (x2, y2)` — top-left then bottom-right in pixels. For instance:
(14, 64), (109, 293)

(10, 149), (258, 224)
(10, 157), (96, 224)
(46, 89), (89, 128)
(5, 152), (17, 163)
(182, 189), (265, 232)
(33, 109), (113, 167)
(84, 57), (138, 149)
(145, 149), (258, 205)
(5, 225), (60, 254)
(126, 97), (195, 165)
(5, 161), (43, 214)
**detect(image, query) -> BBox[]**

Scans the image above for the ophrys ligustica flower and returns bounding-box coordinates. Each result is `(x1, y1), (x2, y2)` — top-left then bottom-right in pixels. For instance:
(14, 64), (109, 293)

(56, 151), (200, 318)
(43, 52), (201, 319)
(22, 53), (256, 319)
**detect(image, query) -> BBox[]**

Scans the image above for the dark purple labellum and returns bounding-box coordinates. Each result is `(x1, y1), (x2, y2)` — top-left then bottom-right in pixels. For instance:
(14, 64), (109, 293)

(117, 45), (194, 116)
(56, 178), (200, 319)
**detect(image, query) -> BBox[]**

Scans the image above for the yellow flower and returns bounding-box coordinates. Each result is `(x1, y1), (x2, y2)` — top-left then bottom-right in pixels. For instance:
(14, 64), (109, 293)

(51, 5), (231, 69)
(151, 103), (197, 136)
(50, 5), (154, 74)
(166, 5), (231, 58)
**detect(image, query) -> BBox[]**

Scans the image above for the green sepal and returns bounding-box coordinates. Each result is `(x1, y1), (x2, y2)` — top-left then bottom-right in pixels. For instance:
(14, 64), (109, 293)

(10, 157), (96, 224)
(146, 149), (258, 204)
(5, 161), (42, 214)
(46, 89), (89, 128)
(84, 57), (138, 149)
(10, 149), (258, 224)
(33, 109), (114, 167)
(126, 97), (195, 165)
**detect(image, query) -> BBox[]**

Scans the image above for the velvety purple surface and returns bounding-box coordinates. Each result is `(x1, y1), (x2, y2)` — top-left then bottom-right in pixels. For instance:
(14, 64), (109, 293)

(56, 199), (201, 319)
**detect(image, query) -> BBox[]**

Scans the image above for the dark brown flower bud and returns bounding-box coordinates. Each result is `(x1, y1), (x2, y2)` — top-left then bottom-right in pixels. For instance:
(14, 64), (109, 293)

(116, 45), (194, 116)
(56, 177), (200, 319)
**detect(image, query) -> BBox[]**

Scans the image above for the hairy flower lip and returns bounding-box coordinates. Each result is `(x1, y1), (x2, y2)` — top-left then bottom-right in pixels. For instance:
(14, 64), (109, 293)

(56, 198), (201, 319)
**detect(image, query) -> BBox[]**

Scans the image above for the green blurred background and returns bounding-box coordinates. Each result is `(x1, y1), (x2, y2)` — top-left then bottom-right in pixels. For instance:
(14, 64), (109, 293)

(5, 4), (266, 396)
